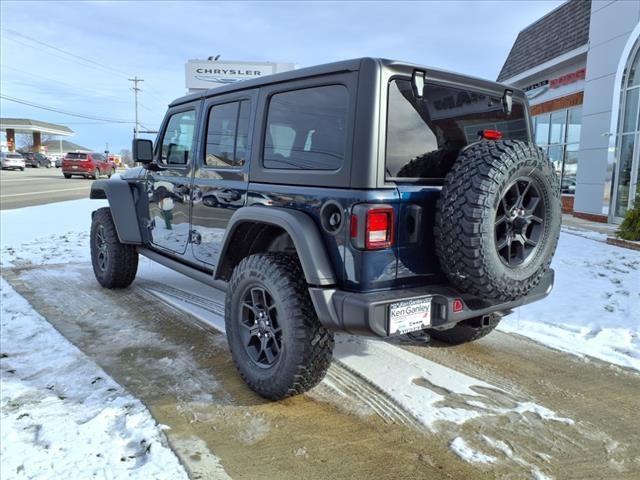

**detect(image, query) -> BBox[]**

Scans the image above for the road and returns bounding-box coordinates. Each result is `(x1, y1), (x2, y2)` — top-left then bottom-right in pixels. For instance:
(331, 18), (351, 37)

(5, 262), (639, 480)
(0, 167), (95, 210)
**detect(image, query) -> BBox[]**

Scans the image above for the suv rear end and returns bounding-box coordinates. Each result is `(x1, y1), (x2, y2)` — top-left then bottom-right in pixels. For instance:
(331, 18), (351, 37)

(62, 152), (94, 178)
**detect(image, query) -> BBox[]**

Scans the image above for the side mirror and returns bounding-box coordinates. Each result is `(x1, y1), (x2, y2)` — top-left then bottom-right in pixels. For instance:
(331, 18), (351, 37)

(133, 138), (153, 164)
(412, 70), (426, 99)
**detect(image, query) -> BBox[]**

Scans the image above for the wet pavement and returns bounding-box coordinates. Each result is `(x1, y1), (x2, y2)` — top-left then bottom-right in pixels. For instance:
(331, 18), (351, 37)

(4, 263), (640, 479)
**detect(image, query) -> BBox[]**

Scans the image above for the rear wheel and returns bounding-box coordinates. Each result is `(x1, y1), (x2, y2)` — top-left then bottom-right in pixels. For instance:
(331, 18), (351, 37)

(108, 168), (115, 178)
(64, 173), (71, 178)
(427, 313), (502, 345)
(225, 253), (334, 400)
(91, 169), (99, 180)
(90, 207), (138, 288)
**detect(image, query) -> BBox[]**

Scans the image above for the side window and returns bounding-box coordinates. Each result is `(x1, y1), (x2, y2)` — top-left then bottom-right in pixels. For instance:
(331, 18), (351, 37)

(160, 110), (196, 165)
(263, 85), (348, 170)
(205, 100), (250, 168)
(93, 153), (105, 162)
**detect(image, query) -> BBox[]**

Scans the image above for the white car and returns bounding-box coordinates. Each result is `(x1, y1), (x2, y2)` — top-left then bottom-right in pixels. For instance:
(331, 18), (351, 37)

(0, 152), (26, 171)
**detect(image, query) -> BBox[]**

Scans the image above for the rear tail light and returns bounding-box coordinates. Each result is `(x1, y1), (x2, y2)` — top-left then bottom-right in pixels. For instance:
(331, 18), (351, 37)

(480, 129), (503, 140)
(350, 205), (395, 250)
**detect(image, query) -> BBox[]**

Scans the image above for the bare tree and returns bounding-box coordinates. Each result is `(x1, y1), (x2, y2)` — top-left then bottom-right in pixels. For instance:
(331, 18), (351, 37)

(119, 148), (133, 166)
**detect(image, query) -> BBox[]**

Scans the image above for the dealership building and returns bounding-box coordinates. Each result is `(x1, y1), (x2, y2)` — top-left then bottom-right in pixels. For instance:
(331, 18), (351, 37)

(498, 0), (640, 223)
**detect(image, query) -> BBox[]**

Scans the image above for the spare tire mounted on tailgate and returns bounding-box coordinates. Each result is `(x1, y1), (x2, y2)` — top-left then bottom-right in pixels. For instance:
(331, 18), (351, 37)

(435, 140), (561, 302)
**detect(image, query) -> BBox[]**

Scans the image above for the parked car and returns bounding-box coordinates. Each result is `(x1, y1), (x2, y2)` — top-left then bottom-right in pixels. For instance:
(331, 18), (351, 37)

(21, 151), (50, 168)
(0, 152), (26, 171)
(561, 176), (576, 194)
(62, 152), (117, 179)
(89, 58), (561, 400)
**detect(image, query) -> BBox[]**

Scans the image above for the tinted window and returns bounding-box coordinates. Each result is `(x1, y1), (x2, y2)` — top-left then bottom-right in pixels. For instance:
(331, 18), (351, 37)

(386, 79), (528, 179)
(67, 152), (87, 160)
(205, 100), (250, 167)
(264, 85), (348, 170)
(160, 110), (196, 165)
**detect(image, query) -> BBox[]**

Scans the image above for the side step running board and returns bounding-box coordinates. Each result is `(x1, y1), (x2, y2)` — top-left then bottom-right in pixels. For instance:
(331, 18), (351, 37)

(138, 247), (227, 293)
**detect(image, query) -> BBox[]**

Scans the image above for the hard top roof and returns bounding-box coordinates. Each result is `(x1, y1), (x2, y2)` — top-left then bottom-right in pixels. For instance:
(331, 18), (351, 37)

(169, 57), (518, 107)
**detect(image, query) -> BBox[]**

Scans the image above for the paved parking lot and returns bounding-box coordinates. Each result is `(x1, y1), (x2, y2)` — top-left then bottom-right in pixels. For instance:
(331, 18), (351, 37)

(0, 166), (101, 210)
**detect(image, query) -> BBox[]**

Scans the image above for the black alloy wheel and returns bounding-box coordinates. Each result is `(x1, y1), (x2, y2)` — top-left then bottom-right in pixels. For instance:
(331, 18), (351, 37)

(94, 224), (109, 273)
(239, 285), (283, 367)
(494, 177), (546, 268)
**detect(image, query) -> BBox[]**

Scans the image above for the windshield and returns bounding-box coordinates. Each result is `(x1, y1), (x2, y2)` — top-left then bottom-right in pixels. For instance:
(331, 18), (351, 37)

(385, 79), (529, 180)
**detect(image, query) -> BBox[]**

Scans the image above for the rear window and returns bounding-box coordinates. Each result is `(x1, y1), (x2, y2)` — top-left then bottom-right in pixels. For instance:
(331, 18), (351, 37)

(263, 85), (348, 170)
(7, 154), (22, 159)
(386, 79), (528, 180)
(67, 152), (87, 160)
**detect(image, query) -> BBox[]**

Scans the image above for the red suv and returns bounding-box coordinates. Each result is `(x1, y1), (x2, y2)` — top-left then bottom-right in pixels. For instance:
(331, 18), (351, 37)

(62, 152), (116, 179)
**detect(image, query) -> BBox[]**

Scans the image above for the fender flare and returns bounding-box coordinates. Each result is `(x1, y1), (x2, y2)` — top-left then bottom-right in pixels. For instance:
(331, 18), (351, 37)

(90, 179), (142, 244)
(214, 206), (337, 286)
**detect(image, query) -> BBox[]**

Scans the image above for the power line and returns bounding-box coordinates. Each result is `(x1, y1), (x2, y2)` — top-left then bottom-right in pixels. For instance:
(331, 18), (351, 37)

(0, 94), (134, 124)
(2, 29), (131, 79)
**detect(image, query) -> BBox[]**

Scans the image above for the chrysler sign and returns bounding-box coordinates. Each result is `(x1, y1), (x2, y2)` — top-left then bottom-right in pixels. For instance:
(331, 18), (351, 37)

(185, 60), (295, 90)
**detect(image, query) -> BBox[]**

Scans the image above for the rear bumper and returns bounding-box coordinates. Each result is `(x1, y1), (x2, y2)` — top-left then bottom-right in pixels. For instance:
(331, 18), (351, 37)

(63, 166), (92, 174)
(309, 269), (554, 337)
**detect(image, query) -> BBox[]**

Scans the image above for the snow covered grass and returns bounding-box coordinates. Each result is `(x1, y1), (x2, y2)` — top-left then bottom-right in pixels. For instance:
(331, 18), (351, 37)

(499, 229), (640, 371)
(0, 277), (188, 479)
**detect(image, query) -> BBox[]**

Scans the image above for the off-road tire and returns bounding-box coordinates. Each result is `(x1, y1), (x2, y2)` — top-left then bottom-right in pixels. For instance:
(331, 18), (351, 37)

(435, 140), (561, 302)
(397, 148), (459, 179)
(427, 313), (501, 345)
(90, 207), (138, 288)
(225, 253), (334, 400)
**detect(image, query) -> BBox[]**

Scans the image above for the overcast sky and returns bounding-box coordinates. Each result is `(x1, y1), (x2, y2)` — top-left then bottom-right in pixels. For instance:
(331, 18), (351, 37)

(0, 0), (563, 152)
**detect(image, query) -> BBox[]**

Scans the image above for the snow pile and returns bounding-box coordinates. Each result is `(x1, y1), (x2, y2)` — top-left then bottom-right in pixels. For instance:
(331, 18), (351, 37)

(0, 278), (188, 480)
(0, 198), (106, 268)
(501, 230), (640, 371)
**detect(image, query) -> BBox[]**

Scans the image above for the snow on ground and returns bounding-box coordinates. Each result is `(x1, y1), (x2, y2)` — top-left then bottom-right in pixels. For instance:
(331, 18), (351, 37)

(0, 277), (188, 480)
(0, 198), (106, 268)
(499, 229), (640, 371)
(450, 437), (497, 464)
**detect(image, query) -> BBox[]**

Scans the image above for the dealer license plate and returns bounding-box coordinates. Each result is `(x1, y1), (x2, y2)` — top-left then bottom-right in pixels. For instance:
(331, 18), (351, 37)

(388, 297), (431, 335)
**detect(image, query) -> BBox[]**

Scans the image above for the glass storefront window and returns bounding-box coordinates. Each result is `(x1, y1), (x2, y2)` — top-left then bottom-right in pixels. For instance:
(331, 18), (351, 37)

(535, 115), (550, 145)
(549, 111), (566, 144)
(622, 88), (639, 133)
(533, 106), (582, 195)
(614, 134), (636, 217)
(612, 40), (640, 220)
(566, 107), (582, 143)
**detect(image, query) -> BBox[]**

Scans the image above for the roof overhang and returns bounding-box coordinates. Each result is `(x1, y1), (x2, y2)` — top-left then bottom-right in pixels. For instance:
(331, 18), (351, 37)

(500, 45), (588, 86)
(0, 118), (74, 136)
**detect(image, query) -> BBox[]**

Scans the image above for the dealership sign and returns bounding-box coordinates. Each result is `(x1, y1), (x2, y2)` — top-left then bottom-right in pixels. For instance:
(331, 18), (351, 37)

(185, 60), (294, 90)
(523, 67), (586, 99)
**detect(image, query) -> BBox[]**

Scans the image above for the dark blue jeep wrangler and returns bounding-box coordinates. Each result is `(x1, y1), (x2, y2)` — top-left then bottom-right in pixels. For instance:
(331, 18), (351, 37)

(90, 58), (561, 400)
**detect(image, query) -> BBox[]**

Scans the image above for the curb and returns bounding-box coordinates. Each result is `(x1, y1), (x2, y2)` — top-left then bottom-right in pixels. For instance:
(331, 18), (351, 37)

(606, 237), (640, 251)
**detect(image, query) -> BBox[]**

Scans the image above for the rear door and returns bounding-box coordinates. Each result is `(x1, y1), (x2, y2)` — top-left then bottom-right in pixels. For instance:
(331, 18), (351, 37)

(385, 77), (530, 287)
(190, 89), (257, 267)
(147, 103), (200, 255)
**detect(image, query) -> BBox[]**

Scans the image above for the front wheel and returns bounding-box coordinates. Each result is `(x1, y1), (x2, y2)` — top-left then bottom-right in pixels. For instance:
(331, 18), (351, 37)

(225, 253), (334, 400)
(90, 207), (138, 288)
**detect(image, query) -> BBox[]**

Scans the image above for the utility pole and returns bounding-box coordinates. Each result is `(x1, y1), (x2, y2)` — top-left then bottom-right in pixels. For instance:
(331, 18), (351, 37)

(128, 76), (144, 138)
